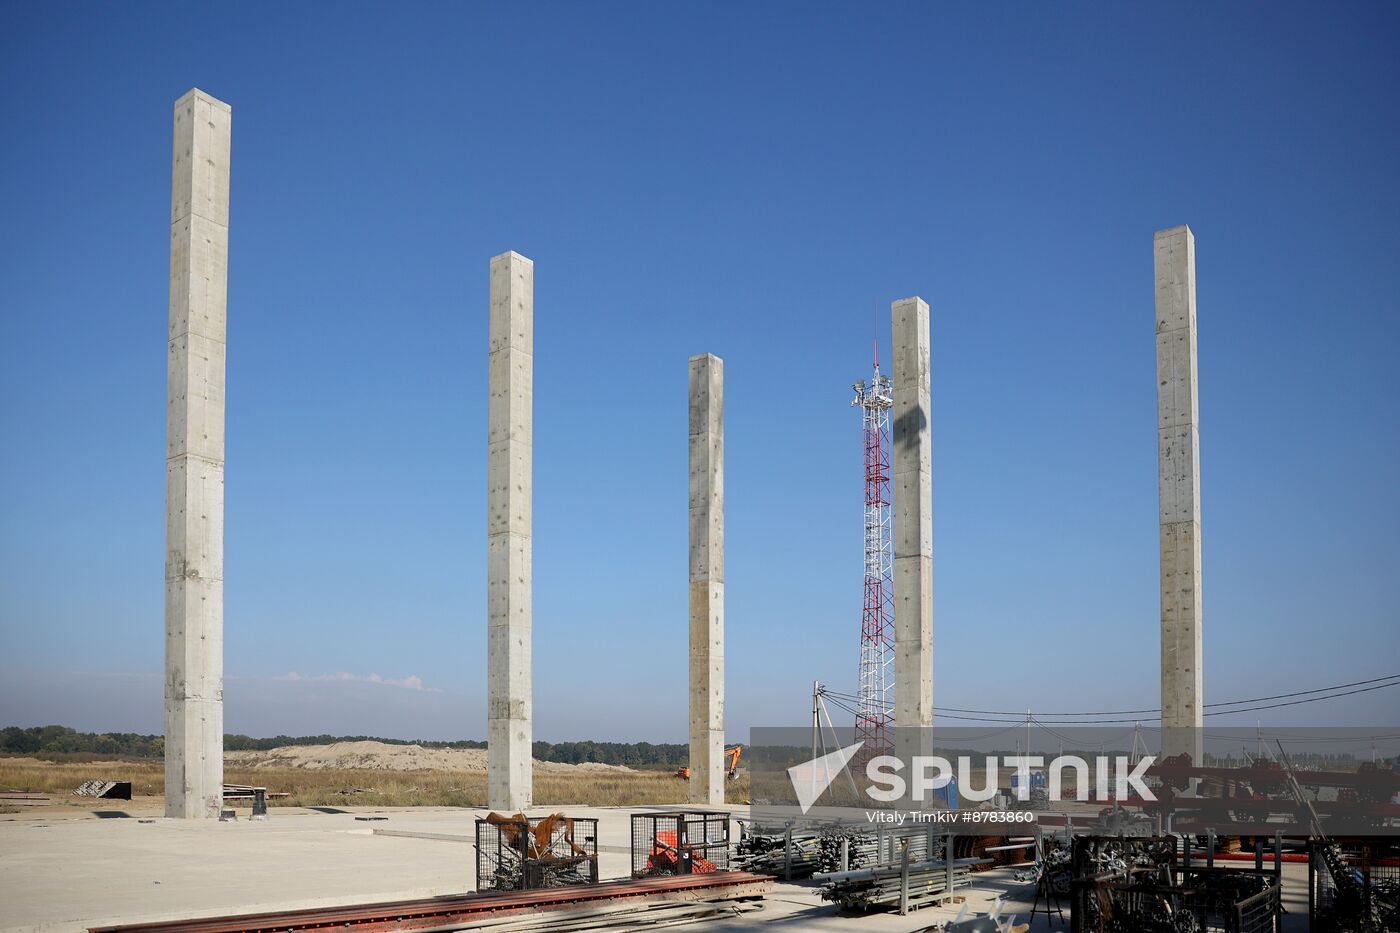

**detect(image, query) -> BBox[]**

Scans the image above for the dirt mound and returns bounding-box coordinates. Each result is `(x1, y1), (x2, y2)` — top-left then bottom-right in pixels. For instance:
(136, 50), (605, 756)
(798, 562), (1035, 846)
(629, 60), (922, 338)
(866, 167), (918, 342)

(224, 741), (633, 774)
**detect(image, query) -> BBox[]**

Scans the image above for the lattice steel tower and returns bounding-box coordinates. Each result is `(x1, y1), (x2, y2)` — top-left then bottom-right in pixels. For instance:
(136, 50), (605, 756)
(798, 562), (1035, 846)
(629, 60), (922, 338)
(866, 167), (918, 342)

(851, 350), (895, 762)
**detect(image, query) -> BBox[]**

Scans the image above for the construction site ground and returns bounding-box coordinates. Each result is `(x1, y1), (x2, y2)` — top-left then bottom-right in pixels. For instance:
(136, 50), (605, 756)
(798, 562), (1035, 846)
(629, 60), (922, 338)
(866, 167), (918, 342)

(0, 803), (1311, 933)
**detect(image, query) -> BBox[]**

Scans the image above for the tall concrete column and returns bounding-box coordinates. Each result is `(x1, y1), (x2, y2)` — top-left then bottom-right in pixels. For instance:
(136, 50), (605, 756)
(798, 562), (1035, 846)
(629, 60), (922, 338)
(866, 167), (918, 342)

(891, 298), (933, 767)
(688, 353), (724, 806)
(488, 251), (533, 811)
(165, 88), (230, 819)
(1154, 226), (1204, 764)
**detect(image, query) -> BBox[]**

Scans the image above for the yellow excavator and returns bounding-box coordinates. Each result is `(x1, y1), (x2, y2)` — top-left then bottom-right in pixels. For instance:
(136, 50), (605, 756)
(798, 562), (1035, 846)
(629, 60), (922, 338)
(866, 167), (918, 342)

(675, 744), (742, 781)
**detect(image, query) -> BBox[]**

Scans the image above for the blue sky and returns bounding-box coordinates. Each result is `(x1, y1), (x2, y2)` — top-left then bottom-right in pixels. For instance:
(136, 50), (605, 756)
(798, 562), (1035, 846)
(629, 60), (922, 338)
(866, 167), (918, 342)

(1, 2), (1397, 742)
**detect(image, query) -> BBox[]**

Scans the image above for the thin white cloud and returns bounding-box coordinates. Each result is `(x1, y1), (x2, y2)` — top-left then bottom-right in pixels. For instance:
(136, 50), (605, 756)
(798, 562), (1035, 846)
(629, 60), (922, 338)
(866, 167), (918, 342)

(276, 671), (442, 693)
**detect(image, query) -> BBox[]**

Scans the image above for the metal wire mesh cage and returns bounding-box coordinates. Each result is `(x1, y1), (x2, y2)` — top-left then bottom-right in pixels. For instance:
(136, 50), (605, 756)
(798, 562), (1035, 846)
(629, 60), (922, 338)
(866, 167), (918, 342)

(475, 813), (599, 891)
(1309, 837), (1400, 932)
(630, 811), (731, 877)
(1178, 866), (1282, 933)
(1071, 835), (1178, 933)
(1071, 835), (1283, 933)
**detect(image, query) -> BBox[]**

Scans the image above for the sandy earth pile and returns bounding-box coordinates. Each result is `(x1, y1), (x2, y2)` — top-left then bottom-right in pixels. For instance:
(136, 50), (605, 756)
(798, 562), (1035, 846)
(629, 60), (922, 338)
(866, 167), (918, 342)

(224, 740), (634, 773)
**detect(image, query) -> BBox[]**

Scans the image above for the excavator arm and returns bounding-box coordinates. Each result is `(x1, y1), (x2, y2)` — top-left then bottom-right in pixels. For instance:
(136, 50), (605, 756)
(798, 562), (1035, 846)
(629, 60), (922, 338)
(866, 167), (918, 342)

(674, 744), (742, 780)
(724, 744), (742, 778)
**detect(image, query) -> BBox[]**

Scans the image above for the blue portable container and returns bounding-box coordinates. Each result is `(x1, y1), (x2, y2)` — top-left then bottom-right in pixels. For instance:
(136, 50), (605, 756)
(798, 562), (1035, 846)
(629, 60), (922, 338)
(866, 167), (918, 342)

(928, 772), (959, 809)
(1010, 769), (1047, 797)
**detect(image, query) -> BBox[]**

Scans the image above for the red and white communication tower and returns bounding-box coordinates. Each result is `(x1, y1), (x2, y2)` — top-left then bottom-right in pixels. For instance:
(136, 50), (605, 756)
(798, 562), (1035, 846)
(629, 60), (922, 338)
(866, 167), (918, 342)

(851, 348), (895, 762)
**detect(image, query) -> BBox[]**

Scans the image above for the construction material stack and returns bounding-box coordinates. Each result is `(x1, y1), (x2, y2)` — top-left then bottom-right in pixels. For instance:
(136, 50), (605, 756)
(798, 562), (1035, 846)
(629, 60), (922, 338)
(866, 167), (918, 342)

(91, 874), (775, 933)
(737, 821), (994, 879)
(734, 824), (824, 877)
(817, 854), (989, 913)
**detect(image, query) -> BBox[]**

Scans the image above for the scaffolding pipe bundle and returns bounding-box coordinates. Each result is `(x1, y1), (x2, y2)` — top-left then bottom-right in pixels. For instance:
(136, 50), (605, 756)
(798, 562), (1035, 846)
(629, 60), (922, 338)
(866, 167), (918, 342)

(818, 856), (989, 913)
(733, 826), (823, 877)
(736, 822), (954, 879)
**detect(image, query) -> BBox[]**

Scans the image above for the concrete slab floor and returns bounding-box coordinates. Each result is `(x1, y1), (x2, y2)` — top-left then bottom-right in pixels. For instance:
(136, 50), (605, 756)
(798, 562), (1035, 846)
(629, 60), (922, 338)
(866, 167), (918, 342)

(0, 805), (1311, 933)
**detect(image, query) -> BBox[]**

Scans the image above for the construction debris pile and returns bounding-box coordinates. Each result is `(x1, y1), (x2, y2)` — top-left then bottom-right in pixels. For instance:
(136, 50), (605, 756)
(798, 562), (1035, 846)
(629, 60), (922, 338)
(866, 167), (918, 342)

(72, 780), (131, 800)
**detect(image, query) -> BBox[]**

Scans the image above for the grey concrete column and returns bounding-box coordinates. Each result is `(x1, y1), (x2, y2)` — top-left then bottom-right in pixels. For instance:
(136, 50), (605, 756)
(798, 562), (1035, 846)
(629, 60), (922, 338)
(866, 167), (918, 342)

(688, 353), (724, 806)
(1154, 226), (1204, 764)
(488, 251), (533, 811)
(891, 298), (933, 767)
(165, 88), (230, 819)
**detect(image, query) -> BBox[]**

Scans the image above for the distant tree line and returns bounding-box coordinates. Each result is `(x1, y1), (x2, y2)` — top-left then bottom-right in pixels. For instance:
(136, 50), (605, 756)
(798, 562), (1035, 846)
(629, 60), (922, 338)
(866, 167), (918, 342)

(4, 726), (1388, 772)
(1, 725), (164, 757)
(532, 741), (688, 769)
(221, 734), (488, 752)
(1, 726), (689, 768)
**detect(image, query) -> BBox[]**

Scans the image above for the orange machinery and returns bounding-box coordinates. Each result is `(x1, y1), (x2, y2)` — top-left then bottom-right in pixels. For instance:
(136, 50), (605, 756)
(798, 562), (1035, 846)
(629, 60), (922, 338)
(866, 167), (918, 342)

(675, 744), (741, 781)
(645, 828), (718, 874)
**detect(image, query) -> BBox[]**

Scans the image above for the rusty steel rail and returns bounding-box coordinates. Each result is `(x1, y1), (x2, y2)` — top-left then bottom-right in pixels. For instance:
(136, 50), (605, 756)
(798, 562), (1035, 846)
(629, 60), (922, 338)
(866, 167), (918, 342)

(89, 872), (773, 933)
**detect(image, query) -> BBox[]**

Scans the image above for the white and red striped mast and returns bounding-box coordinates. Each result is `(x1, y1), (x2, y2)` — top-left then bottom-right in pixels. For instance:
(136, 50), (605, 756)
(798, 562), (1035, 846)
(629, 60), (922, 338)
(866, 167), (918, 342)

(851, 337), (895, 763)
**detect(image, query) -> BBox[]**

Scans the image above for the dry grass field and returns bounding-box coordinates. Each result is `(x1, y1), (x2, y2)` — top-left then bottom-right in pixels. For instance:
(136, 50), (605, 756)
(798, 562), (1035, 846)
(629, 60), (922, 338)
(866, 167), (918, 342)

(0, 755), (750, 809)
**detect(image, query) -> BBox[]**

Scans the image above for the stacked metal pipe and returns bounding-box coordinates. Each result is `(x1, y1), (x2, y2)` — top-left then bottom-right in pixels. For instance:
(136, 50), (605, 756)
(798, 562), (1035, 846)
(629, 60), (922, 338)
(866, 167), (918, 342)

(736, 823), (956, 878)
(816, 827), (876, 872)
(816, 856), (989, 912)
(733, 826), (824, 877)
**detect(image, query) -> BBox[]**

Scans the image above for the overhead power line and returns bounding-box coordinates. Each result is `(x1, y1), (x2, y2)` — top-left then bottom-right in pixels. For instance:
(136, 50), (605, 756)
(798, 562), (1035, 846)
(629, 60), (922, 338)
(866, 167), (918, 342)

(1204, 674), (1400, 707)
(820, 674), (1400, 727)
(918, 674), (1400, 722)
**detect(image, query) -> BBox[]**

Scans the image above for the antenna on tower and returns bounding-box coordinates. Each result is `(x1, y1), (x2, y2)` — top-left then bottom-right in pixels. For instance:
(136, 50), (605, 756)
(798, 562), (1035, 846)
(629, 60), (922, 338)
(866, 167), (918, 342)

(873, 304), (880, 370)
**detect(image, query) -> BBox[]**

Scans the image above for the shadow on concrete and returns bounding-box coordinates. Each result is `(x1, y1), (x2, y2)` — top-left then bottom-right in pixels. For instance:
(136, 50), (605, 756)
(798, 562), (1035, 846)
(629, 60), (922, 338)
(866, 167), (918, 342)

(307, 806), (351, 814)
(749, 904), (841, 926)
(92, 811), (131, 819)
